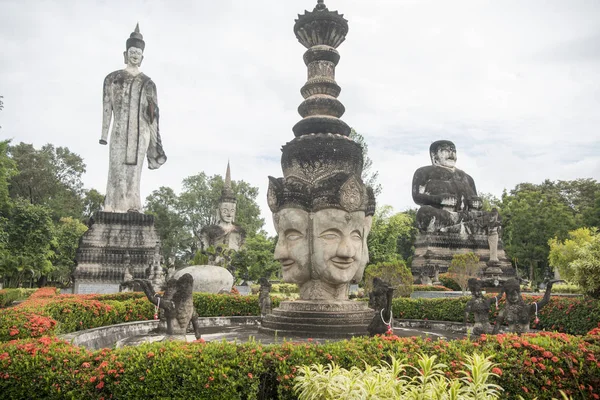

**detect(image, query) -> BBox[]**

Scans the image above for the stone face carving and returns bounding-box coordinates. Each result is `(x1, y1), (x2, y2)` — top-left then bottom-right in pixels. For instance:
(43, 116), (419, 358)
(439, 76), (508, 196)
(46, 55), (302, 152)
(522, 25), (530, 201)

(493, 278), (560, 335)
(464, 278), (502, 335)
(101, 24), (166, 213)
(200, 162), (245, 258)
(122, 274), (201, 339)
(411, 140), (514, 282)
(367, 278), (394, 336)
(261, 1), (375, 338)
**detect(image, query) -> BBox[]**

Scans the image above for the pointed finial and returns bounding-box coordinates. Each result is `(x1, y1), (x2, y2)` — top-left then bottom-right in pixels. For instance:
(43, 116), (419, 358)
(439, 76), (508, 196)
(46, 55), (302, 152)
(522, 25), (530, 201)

(220, 160), (236, 203)
(135, 22), (140, 34)
(315, 0), (328, 11)
(225, 160), (231, 189)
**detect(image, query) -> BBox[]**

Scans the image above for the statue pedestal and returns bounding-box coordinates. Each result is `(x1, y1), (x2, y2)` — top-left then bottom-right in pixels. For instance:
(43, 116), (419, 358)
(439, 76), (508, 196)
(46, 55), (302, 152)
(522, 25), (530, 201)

(260, 300), (373, 338)
(73, 211), (160, 294)
(411, 232), (515, 283)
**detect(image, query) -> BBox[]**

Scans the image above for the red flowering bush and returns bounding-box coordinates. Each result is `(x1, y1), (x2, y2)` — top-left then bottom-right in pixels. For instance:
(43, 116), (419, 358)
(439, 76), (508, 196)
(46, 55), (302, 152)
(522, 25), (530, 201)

(0, 332), (598, 399)
(0, 308), (57, 340)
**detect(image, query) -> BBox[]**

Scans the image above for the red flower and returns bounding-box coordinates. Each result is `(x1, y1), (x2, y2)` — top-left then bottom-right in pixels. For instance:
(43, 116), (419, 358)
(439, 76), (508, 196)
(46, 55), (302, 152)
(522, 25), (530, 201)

(96, 381), (104, 390)
(248, 373), (253, 379)
(491, 367), (502, 376)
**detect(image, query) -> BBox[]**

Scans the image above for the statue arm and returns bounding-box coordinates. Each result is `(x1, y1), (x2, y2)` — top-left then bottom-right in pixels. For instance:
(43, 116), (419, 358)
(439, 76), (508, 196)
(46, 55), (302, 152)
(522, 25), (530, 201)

(100, 75), (112, 145)
(466, 175), (482, 210)
(190, 310), (202, 339)
(412, 169), (444, 206)
(122, 279), (159, 306)
(464, 301), (471, 324)
(492, 309), (504, 334)
(536, 279), (561, 310)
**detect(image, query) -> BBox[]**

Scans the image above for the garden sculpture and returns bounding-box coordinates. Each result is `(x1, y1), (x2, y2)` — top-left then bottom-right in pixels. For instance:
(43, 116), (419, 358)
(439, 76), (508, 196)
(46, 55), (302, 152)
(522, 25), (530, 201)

(199, 162), (245, 258)
(464, 278), (503, 335)
(101, 23), (166, 213)
(258, 277), (272, 318)
(367, 278), (395, 336)
(122, 274), (201, 339)
(493, 278), (562, 334)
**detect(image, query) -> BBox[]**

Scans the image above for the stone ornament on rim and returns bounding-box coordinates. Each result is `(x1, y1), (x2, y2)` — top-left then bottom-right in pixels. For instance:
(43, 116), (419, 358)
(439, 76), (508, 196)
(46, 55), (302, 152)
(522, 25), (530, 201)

(339, 175), (362, 212)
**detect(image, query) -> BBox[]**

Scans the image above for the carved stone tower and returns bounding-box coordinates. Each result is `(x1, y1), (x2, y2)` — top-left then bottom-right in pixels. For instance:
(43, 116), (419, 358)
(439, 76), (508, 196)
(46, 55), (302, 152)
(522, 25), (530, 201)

(261, 1), (376, 338)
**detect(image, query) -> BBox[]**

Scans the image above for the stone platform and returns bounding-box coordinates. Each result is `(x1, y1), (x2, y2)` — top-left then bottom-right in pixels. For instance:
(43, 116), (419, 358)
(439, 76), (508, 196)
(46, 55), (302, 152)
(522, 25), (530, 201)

(411, 232), (515, 282)
(260, 300), (373, 338)
(73, 211), (160, 294)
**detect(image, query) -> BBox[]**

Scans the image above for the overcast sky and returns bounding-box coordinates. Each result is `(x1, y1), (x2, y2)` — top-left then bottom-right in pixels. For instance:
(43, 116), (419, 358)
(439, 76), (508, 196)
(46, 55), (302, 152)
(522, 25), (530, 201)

(1, 0), (599, 236)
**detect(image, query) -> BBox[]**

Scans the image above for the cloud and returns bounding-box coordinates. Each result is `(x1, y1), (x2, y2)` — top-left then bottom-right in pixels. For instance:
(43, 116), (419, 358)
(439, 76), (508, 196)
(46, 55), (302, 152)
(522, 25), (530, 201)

(1, 0), (599, 238)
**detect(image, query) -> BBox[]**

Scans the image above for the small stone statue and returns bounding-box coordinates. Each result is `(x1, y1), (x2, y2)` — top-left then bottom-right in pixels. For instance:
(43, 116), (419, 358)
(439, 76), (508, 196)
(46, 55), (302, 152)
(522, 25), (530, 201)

(368, 278), (395, 336)
(122, 274), (201, 340)
(101, 24), (166, 213)
(493, 278), (561, 335)
(464, 278), (502, 335)
(258, 277), (272, 318)
(200, 162), (245, 258)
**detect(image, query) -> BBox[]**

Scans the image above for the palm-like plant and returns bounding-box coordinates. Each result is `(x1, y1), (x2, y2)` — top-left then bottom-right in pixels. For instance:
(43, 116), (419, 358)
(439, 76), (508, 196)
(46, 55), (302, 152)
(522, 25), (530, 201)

(293, 353), (504, 400)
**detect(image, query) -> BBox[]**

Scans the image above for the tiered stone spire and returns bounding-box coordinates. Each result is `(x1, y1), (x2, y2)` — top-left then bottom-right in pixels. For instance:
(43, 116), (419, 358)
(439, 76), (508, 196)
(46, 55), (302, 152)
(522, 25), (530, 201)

(292, 0), (350, 137)
(220, 161), (236, 203)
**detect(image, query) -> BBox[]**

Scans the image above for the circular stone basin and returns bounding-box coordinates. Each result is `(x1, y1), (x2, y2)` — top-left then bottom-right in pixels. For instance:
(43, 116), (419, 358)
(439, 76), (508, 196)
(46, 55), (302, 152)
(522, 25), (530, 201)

(63, 318), (466, 350)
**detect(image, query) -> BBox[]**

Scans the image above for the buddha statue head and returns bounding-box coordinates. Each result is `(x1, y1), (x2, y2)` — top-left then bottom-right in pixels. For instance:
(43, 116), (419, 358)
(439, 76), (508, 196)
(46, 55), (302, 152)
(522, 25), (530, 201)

(268, 134), (376, 300)
(429, 140), (457, 169)
(124, 23), (145, 67)
(218, 162), (237, 227)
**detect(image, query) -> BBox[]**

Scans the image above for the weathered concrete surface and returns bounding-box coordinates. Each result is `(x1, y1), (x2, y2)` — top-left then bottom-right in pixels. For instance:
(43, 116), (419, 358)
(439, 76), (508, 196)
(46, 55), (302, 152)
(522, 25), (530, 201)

(172, 265), (234, 293)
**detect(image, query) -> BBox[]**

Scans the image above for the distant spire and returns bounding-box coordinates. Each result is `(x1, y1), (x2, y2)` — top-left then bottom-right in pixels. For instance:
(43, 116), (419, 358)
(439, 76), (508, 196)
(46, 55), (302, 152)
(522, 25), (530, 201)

(225, 160), (231, 189)
(220, 160), (236, 203)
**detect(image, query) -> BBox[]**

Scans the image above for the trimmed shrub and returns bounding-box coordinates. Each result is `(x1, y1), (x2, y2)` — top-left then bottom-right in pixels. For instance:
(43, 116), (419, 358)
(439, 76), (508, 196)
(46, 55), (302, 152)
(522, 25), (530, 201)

(0, 332), (598, 399)
(193, 293), (281, 317)
(439, 273), (462, 291)
(412, 284), (452, 292)
(0, 288), (36, 308)
(0, 309), (58, 340)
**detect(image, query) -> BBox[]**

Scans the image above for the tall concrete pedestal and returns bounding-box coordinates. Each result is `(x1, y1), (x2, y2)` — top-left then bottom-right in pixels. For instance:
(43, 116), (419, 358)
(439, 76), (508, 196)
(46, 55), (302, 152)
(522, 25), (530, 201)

(73, 211), (160, 294)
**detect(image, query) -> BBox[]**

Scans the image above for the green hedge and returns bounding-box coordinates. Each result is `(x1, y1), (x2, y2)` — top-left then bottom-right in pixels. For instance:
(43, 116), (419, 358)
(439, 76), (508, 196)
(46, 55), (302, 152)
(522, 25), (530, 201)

(0, 288), (36, 308)
(412, 284), (452, 292)
(0, 332), (598, 399)
(193, 293), (281, 317)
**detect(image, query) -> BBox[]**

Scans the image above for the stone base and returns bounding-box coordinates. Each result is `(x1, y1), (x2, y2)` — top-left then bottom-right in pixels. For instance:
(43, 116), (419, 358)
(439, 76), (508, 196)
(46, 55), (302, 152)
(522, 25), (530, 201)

(260, 300), (373, 338)
(411, 232), (515, 283)
(73, 211), (160, 294)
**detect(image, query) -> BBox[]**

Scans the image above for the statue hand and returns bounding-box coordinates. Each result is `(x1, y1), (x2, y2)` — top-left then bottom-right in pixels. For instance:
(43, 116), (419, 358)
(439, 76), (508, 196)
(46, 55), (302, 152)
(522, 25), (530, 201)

(440, 196), (457, 206)
(469, 197), (483, 210)
(99, 139), (107, 145)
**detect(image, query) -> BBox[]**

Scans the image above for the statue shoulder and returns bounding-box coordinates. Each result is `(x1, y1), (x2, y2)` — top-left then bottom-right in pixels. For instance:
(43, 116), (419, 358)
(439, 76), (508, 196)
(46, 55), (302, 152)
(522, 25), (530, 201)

(103, 70), (122, 84)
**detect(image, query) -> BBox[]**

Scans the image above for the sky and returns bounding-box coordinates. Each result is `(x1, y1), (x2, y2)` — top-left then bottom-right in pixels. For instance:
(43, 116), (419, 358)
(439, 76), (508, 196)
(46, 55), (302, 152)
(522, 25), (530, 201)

(1, 0), (599, 236)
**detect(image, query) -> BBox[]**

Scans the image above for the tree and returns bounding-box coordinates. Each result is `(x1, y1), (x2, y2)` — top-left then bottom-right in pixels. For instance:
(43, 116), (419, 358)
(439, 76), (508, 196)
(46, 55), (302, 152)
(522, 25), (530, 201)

(82, 188), (105, 219)
(230, 233), (280, 282)
(145, 186), (194, 267)
(49, 217), (88, 286)
(145, 172), (265, 267)
(549, 227), (600, 297)
(367, 205), (417, 265)
(500, 182), (578, 284)
(363, 260), (413, 298)
(8, 143), (86, 219)
(0, 140), (17, 213)
(1, 200), (54, 287)
(349, 129), (382, 197)
(178, 172), (264, 240)
(447, 253), (480, 294)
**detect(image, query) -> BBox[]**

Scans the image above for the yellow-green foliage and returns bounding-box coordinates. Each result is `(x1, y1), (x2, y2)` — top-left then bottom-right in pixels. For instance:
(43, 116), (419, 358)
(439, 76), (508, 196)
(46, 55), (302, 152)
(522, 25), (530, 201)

(364, 261), (413, 298)
(293, 353), (502, 400)
(448, 253), (480, 293)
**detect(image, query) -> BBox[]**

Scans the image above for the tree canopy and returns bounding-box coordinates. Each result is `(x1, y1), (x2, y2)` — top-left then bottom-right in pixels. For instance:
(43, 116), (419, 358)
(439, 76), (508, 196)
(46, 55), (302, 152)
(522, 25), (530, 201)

(367, 205), (417, 265)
